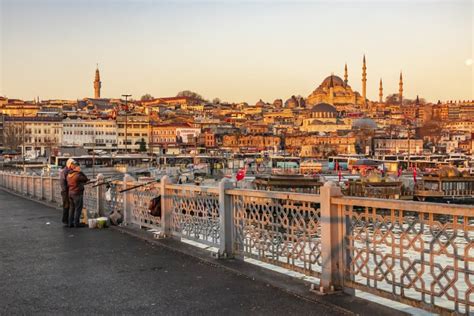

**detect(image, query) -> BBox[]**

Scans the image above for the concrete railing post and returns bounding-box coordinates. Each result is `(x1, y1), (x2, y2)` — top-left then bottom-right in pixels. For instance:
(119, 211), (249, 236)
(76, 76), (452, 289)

(160, 175), (172, 237)
(218, 178), (234, 258)
(123, 174), (135, 225)
(40, 174), (44, 200)
(49, 176), (54, 202)
(319, 181), (344, 293)
(22, 174), (26, 195)
(31, 175), (35, 197)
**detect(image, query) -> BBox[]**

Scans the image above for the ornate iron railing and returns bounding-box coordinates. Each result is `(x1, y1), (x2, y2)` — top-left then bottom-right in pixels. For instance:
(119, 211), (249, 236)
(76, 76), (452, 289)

(333, 197), (474, 314)
(1, 171), (473, 314)
(228, 189), (322, 277)
(166, 184), (220, 247)
(129, 181), (161, 230)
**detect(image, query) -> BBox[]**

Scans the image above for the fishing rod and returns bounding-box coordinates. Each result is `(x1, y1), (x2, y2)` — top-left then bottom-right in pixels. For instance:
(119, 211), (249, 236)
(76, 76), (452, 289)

(90, 167), (159, 187)
(118, 178), (161, 193)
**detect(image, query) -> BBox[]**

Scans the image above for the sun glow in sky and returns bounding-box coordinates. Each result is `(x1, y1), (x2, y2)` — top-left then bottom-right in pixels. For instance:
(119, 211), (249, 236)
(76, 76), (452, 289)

(1, 0), (473, 103)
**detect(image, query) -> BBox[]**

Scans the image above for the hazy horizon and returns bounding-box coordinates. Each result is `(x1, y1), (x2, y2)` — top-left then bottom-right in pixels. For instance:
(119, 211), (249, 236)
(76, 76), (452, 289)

(1, 0), (473, 104)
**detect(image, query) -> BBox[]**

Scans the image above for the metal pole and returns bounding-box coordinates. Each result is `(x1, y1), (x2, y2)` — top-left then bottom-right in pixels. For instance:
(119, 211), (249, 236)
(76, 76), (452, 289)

(122, 94), (131, 153)
(22, 104), (25, 173)
(407, 119), (411, 170)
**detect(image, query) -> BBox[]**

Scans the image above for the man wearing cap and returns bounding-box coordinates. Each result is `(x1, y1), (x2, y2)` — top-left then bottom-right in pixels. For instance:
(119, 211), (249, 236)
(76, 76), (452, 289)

(66, 162), (89, 228)
(59, 158), (75, 226)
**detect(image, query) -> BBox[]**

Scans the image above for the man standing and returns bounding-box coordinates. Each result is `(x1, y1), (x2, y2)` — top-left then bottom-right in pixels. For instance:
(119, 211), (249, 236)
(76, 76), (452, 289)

(59, 158), (75, 226)
(66, 162), (89, 228)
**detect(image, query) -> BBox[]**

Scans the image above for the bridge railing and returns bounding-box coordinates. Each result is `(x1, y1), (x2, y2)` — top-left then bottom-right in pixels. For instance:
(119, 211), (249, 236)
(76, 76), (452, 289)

(1, 171), (473, 314)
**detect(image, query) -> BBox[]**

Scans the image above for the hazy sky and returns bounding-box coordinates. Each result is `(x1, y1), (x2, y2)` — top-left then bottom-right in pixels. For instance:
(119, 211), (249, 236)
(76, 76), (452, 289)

(1, 0), (473, 103)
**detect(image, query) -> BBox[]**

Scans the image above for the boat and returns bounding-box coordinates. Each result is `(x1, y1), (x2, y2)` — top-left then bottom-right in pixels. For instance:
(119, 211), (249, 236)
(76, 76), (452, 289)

(414, 166), (474, 202)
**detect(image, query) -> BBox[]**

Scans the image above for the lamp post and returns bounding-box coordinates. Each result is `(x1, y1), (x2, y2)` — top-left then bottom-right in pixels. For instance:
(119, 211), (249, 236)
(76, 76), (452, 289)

(22, 104), (25, 173)
(122, 94), (131, 153)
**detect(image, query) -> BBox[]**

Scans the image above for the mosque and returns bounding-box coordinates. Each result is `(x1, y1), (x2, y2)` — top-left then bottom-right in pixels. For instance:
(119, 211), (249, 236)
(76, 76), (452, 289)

(305, 56), (402, 112)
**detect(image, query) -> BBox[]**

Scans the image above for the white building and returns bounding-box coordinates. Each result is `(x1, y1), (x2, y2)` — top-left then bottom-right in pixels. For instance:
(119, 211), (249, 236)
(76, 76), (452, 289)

(176, 127), (201, 144)
(62, 118), (117, 151)
(4, 117), (63, 157)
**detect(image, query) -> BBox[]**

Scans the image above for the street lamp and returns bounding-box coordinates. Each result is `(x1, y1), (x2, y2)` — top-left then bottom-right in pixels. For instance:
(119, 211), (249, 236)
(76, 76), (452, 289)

(122, 94), (131, 153)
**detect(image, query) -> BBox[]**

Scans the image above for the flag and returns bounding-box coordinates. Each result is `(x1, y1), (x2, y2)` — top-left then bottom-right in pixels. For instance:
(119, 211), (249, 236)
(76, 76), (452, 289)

(335, 161), (339, 171)
(236, 168), (246, 181)
(397, 166), (402, 177)
(413, 168), (417, 183)
(338, 169), (342, 182)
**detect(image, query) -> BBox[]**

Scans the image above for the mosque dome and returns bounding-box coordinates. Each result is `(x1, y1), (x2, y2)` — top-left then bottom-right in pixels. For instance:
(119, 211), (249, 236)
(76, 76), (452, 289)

(352, 118), (377, 129)
(310, 102), (337, 119)
(285, 96), (299, 108)
(310, 103), (337, 114)
(273, 99), (283, 107)
(255, 99), (266, 107)
(320, 75), (345, 88)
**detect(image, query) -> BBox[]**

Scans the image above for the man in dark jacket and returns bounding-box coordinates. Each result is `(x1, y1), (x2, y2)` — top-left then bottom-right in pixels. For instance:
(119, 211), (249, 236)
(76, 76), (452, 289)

(66, 162), (89, 228)
(59, 158), (75, 225)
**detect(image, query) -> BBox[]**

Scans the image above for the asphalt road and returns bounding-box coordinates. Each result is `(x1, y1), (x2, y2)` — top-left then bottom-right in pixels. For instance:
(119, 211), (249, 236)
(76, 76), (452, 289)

(0, 189), (343, 315)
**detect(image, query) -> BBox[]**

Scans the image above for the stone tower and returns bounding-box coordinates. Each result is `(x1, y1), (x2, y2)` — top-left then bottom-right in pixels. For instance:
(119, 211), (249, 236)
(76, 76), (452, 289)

(399, 72), (403, 106)
(344, 63), (348, 86)
(362, 55), (367, 106)
(379, 78), (383, 103)
(94, 66), (101, 99)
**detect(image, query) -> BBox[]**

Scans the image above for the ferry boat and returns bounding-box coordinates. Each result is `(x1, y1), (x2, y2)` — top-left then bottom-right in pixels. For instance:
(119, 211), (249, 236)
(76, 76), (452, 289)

(414, 166), (474, 202)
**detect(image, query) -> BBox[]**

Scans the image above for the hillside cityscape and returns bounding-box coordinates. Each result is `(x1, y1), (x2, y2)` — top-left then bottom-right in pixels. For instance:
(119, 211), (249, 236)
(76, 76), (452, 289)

(1, 1), (474, 315)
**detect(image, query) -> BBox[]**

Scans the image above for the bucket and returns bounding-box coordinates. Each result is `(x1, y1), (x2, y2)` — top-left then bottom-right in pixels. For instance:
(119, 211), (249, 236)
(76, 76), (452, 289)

(96, 217), (107, 229)
(88, 218), (97, 229)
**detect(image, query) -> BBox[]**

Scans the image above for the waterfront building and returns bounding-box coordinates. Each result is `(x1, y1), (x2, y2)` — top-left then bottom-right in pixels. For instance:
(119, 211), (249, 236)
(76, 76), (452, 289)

(62, 118), (117, 151)
(116, 113), (150, 153)
(372, 138), (424, 155)
(285, 134), (356, 157)
(222, 134), (280, 153)
(4, 116), (62, 156)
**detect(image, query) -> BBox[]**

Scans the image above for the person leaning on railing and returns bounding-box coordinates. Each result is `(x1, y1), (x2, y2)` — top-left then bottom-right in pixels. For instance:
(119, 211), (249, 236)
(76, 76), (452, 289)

(66, 162), (89, 228)
(59, 158), (76, 226)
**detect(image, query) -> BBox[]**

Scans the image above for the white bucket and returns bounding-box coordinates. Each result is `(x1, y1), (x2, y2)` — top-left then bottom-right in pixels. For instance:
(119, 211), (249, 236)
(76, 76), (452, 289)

(88, 218), (97, 229)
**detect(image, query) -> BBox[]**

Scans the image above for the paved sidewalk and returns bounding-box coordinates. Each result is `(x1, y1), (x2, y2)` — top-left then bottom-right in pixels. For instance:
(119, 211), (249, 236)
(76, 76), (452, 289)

(0, 189), (346, 315)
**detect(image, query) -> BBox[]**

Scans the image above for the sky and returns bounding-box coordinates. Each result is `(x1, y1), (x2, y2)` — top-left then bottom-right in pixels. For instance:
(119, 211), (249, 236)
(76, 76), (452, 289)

(0, 0), (473, 104)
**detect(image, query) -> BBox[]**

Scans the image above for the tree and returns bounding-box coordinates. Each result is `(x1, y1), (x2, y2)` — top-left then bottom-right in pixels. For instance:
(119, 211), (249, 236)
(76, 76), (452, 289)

(140, 94), (154, 101)
(138, 138), (147, 152)
(3, 125), (22, 152)
(176, 90), (204, 101)
(212, 97), (221, 105)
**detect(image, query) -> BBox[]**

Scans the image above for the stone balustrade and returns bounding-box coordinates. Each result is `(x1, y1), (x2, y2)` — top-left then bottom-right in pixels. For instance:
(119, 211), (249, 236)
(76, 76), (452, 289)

(0, 171), (473, 314)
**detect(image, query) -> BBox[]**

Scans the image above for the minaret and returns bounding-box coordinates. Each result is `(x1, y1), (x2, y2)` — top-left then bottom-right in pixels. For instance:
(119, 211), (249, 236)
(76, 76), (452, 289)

(362, 55), (367, 106)
(344, 63), (348, 86)
(399, 71), (403, 106)
(379, 78), (383, 103)
(94, 65), (101, 99)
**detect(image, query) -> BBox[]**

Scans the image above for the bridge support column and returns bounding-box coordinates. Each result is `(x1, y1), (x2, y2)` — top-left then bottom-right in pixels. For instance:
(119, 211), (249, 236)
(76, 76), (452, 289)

(123, 174), (135, 225)
(160, 176), (172, 237)
(218, 178), (234, 258)
(319, 181), (345, 293)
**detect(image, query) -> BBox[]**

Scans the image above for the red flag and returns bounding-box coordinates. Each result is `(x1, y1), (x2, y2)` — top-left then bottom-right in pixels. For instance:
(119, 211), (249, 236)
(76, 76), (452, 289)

(338, 169), (342, 182)
(335, 161), (339, 171)
(236, 168), (246, 181)
(397, 166), (402, 177)
(413, 168), (417, 183)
